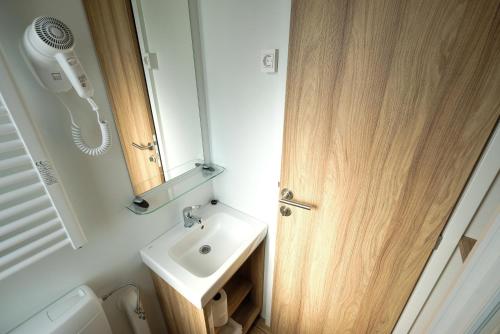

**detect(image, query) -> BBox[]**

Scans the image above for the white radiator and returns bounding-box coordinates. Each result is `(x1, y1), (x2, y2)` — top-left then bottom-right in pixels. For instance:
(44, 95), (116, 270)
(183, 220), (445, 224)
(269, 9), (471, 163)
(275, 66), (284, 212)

(0, 53), (86, 280)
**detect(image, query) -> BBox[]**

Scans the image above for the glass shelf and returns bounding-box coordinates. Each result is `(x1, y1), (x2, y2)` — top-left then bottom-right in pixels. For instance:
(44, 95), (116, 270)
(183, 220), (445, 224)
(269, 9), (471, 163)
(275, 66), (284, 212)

(127, 163), (224, 215)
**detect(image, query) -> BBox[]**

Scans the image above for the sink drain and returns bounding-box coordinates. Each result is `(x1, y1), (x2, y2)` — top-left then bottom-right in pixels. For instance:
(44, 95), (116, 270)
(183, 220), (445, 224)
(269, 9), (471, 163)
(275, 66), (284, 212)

(199, 245), (211, 254)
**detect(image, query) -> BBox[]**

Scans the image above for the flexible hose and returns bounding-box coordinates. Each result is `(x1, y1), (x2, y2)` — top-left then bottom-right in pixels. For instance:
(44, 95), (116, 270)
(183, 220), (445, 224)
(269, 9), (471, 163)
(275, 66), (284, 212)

(57, 95), (111, 156)
(101, 283), (146, 320)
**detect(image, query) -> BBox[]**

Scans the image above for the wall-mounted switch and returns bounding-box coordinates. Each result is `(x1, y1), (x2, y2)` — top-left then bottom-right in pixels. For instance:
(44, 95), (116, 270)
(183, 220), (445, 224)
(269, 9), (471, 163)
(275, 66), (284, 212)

(261, 49), (278, 73)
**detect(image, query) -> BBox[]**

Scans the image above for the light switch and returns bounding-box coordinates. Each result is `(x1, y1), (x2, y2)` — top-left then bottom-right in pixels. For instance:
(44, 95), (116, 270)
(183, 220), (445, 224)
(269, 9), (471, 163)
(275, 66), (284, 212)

(261, 49), (278, 73)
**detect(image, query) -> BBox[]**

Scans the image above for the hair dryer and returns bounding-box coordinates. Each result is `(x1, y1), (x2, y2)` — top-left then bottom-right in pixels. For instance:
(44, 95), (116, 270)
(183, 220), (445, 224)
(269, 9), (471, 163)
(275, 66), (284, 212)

(21, 16), (110, 156)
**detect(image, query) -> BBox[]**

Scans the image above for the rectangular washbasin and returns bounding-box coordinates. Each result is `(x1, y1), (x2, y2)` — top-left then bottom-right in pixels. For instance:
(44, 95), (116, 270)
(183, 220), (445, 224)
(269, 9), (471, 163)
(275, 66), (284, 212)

(140, 203), (267, 308)
(169, 212), (252, 277)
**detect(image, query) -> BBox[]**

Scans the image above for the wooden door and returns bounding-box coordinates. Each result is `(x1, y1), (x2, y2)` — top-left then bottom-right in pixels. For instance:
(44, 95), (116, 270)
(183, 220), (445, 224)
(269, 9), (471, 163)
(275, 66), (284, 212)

(271, 0), (500, 333)
(84, 0), (164, 195)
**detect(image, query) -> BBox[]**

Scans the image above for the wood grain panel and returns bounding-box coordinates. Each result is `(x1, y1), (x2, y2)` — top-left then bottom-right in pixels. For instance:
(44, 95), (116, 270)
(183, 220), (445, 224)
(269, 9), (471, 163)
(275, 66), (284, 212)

(83, 0), (164, 194)
(151, 270), (210, 334)
(272, 0), (500, 333)
(240, 240), (265, 310)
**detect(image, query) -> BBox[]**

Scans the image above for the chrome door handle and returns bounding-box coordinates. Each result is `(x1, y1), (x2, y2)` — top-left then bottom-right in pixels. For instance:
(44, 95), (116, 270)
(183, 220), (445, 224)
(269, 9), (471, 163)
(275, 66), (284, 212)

(279, 198), (312, 210)
(279, 188), (313, 211)
(132, 142), (154, 150)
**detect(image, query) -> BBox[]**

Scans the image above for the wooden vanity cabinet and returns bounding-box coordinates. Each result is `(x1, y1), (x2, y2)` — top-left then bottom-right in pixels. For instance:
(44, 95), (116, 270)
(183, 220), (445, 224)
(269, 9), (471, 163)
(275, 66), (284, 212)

(151, 241), (265, 334)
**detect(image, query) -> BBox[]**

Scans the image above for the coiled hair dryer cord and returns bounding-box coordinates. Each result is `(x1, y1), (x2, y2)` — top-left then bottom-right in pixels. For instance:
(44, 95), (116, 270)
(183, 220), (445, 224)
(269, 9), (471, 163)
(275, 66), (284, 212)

(58, 96), (111, 156)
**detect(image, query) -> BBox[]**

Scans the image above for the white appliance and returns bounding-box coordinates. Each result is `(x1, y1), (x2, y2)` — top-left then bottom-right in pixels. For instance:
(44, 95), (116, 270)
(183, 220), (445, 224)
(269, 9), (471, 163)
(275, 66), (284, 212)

(21, 16), (111, 156)
(9, 286), (112, 334)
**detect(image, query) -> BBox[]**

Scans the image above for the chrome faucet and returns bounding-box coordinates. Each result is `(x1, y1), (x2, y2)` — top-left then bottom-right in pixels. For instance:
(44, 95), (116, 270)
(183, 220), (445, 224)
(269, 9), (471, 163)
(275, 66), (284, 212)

(183, 205), (202, 228)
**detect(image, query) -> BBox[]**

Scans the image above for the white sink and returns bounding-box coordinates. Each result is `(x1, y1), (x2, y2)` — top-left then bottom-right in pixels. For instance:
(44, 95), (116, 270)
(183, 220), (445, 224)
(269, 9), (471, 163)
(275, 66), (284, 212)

(140, 203), (267, 308)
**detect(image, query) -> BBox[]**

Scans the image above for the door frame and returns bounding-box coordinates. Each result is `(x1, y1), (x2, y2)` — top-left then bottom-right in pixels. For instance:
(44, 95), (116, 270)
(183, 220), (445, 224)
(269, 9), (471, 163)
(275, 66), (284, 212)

(427, 205), (500, 333)
(394, 123), (500, 333)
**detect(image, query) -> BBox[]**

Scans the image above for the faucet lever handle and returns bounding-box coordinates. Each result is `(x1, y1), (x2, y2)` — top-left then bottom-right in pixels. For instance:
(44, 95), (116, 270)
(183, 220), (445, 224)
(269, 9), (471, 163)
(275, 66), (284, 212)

(183, 205), (202, 217)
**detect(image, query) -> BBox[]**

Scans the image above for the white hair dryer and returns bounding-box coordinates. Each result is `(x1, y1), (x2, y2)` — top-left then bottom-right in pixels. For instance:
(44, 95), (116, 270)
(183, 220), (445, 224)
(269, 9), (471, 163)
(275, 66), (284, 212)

(21, 16), (110, 156)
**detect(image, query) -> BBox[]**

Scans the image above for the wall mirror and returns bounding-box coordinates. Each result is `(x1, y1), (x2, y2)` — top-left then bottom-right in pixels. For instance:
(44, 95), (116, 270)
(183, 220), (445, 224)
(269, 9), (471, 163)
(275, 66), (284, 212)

(83, 0), (221, 208)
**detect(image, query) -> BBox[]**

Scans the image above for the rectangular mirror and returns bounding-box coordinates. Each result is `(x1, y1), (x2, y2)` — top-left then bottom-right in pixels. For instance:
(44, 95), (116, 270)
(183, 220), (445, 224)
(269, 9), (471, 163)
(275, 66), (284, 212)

(131, 0), (205, 181)
(83, 0), (208, 196)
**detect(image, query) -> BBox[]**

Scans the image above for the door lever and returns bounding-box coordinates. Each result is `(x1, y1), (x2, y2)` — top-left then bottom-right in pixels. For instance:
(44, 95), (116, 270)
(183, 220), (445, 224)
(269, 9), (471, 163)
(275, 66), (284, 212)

(132, 142), (154, 150)
(279, 188), (312, 211)
(132, 143), (154, 151)
(279, 198), (312, 210)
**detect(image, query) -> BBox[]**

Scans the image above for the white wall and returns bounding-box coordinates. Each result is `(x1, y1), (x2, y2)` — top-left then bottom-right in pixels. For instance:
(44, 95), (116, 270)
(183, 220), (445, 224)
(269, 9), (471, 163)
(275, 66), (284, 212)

(0, 1), (214, 333)
(198, 0), (291, 323)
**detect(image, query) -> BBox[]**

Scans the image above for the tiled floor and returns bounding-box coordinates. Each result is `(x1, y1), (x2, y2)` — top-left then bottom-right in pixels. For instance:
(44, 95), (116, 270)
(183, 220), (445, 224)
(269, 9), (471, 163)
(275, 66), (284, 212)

(248, 318), (272, 334)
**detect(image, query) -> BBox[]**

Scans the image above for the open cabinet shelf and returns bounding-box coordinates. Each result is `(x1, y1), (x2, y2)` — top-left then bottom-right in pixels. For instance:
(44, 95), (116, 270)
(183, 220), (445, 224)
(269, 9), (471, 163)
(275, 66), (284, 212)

(214, 276), (253, 333)
(232, 299), (260, 334)
(211, 241), (265, 334)
(225, 276), (253, 318)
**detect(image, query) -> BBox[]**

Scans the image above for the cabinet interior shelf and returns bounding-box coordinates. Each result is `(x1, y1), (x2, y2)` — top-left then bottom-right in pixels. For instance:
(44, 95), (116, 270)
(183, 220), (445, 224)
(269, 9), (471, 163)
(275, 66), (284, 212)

(212, 242), (265, 334)
(214, 276), (253, 333)
(232, 299), (260, 334)
(224, 276), (253, 318)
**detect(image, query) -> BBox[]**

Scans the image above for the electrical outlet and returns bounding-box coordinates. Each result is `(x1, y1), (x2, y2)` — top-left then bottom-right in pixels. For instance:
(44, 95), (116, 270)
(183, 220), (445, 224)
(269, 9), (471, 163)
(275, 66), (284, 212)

(261, 49), (278, 73)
